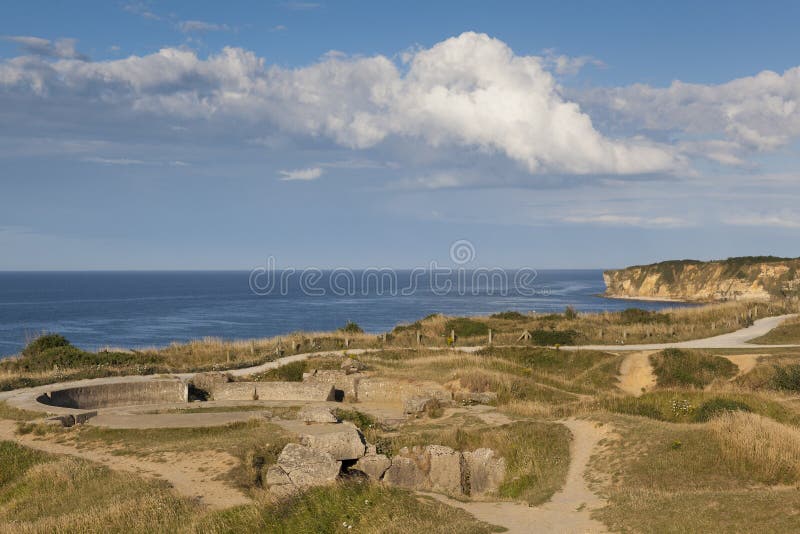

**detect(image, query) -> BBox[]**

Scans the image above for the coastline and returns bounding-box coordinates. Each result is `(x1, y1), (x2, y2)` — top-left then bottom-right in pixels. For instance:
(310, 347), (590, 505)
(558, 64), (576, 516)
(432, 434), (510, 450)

(600, 293), (692, 303)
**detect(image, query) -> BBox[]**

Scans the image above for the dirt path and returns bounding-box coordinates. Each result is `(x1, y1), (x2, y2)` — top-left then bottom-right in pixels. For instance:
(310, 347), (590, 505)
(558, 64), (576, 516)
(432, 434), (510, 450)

(426, 419), (609, 534)
(617, 351), (657, 396)
(720, 353), (762, 378)
(0, 420), (249, 510)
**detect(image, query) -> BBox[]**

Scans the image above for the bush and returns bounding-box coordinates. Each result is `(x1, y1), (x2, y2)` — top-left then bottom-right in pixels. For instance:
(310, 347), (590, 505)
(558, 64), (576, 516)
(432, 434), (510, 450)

(619, 308), (671, 325)
(531, 329), (577, 346)
(253, 360), (306, 382)
(564, 306), (578, 320)
(445, 317), (489, 337)
(22, 333), (71, 357)
(694, 398), (752, 422)
(490, 311), (527, 321)
(770, 365), (800, 391)
(650, 349), (738, 388)
(339, 321), (364, 334)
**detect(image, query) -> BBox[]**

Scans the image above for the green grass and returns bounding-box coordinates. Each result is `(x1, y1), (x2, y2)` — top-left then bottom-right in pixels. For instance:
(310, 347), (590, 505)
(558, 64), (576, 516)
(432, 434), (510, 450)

(251, 360), (306, 382)
(650, 348), (738, 388)
(0, 441), (500, 533)
(600, 390), (800, 425)
(373, 420), (571, 505)
(0, 441), (197, 532)
(0, 401), (45, 421)
(750, 316), (800, 344)
(592, 414), (800, 532)
(445, 318), (489, 338)
(196, 481), (504, 534)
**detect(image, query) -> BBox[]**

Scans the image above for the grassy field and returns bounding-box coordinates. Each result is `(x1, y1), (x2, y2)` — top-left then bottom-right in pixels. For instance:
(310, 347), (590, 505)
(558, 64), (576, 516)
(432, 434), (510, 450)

(749, 315), (800, 344)
(591, 413), (800, 532)
(0, 441), (499, 534)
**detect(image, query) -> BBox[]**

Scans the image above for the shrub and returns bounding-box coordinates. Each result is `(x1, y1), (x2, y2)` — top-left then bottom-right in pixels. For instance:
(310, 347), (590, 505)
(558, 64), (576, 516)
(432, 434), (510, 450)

(445, 317), (489, 337)
(339, 321), (364, 334)
(22, 333), (71, 357)
(531, 329), (577, 346)
(693, 398), (752, 422)
(564, 306), (578, 320)
(490, 311), (527, 320)
(770, 365), (800, 391)
(619, 308), (671, 325)
(253, 360), (306, 382)
(650, 349), (738, 388)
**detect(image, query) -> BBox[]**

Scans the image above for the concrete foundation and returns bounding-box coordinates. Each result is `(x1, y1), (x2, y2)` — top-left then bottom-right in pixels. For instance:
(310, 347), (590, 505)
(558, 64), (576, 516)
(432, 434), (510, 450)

(41, 380), (188, 409)
(212, 382), (336, 401)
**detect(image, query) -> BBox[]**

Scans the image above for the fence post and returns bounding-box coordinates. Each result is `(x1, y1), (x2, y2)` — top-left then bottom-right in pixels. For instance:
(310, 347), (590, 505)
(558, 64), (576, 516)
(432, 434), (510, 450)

(488, 329), (493, 345)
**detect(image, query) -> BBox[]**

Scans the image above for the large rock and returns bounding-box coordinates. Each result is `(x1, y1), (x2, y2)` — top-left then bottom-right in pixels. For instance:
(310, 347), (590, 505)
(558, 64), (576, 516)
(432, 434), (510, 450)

(276, 443), (341, 488)
(404, 396), (439, 416)
(383, 445), (465, 495)
(426, 445), (465, 494)
(383, 450), (428, 489)
(464, 448), (506, 496)
(298, 406), (339, 424)
(353, 453), (391, 481)
(299, 424), (366, 460)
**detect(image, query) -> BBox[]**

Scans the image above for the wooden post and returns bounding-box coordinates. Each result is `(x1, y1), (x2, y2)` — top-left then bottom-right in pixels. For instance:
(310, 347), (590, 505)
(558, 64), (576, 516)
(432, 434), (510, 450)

(451, 329), (456, 346)
(416, 332), (422, 346)
(250, 341), (255, 356)
(488, 329), (493, 345)
(226, 349), (230, 364)
(344, 338), (350, 348)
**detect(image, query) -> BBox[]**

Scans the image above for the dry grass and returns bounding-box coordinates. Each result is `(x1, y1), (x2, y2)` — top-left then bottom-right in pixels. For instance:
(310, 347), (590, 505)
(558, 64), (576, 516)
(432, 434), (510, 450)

(590, 413), (800, 532)
(707, 411), (800, 484)
(749, 315), (800, 344)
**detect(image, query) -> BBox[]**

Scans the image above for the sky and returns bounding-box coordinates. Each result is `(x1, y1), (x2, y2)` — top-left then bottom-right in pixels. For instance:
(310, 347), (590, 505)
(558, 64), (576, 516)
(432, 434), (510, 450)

(1, 1), (800, 270)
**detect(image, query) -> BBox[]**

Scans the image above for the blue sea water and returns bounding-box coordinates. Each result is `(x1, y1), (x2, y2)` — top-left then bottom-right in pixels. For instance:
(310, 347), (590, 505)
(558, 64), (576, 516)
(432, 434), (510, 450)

(0, 270), (690, 357)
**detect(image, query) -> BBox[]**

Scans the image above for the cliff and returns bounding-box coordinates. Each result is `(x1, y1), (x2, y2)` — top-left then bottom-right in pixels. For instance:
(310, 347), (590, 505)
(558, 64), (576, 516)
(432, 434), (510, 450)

(603, 257), (800, 302)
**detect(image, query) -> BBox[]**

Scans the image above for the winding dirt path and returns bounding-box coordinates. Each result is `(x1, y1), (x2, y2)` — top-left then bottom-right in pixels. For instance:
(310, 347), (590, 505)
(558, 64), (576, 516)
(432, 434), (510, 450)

(617, 351), (657, 397)
(0, 420), (249, 510)
(426, 419), (609, 534)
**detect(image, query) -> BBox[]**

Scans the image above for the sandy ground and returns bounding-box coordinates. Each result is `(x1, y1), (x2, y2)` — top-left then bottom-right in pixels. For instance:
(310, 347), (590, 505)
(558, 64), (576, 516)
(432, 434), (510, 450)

(426, 419), (609, 534)
(721, 353), (763, 377)
(0, 420), (249, 510)
(616, 351), (658, 396)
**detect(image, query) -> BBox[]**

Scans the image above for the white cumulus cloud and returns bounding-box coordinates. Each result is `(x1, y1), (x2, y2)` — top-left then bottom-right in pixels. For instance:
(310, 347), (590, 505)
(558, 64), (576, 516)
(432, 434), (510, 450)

(0, 32), (690, 179)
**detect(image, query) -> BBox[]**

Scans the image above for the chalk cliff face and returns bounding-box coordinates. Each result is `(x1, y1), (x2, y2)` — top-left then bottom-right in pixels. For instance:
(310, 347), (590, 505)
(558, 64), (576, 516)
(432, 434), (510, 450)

(603, 257), (800, 302)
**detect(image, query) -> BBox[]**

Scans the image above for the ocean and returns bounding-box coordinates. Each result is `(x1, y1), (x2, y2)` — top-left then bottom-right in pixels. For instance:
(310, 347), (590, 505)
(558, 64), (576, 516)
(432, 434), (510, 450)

(0, 270), (691, 357)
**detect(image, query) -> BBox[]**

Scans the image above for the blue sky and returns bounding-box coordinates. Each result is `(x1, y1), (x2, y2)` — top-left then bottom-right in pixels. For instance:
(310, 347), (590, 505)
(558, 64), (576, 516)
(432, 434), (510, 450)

(1, 1), (800, 270)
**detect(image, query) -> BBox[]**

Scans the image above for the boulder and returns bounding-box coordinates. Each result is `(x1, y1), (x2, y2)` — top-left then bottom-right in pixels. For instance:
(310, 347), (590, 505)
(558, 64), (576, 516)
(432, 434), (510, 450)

(353, 453), (391, 481)
(298, 406), (338, 424)
(277, 443), (341, 488)
(264, 465), (292, 486)
(404, 396), (439, 416)
(425, 445), (466, 494)
(464, 448), (506, 496)
(299, 424), (366, 460)
(383, 451), (428, 489)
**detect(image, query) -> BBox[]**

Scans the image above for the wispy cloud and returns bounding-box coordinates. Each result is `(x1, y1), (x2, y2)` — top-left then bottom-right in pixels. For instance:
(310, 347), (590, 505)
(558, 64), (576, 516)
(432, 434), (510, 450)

(178, 20), (231, 33)
(279, 167), (324, 181)
(541, 48), (605, 76)
(82, 157), (147, 166)
(122, 1), (161, 21)
(723, 212), (800, 228)
(561, 214), (691, 228)
(2, 35), (87, 60)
